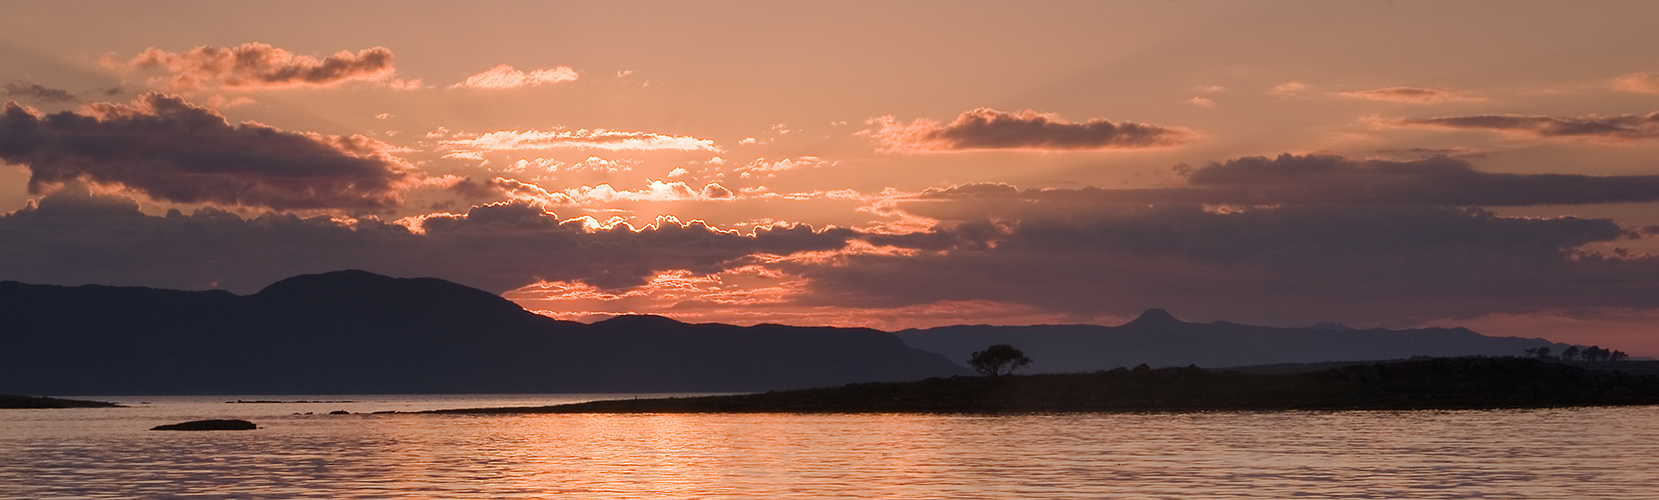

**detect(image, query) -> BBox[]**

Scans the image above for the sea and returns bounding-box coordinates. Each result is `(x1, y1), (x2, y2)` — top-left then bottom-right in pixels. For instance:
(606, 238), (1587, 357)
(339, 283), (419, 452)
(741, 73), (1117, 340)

(2, 394), (1657, 499)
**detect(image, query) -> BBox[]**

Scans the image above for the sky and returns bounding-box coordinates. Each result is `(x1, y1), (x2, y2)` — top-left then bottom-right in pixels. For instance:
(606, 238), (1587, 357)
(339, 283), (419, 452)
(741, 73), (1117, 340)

(4, 1), (1659, 354)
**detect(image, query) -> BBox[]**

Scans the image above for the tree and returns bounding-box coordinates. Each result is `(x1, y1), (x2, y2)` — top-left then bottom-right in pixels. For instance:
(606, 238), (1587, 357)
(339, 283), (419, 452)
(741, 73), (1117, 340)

(968, 344), (1032, 377)
(1562, 346), (1581, 361)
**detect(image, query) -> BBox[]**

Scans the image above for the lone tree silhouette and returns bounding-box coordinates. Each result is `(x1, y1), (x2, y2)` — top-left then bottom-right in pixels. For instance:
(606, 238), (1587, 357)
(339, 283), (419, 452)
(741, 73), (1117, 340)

(968, 344), (1032, 377)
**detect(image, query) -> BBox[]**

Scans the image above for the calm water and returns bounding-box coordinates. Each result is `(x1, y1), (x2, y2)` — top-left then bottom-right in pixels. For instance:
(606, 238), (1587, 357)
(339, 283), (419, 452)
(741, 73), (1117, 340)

(2, 395), (1657, 499)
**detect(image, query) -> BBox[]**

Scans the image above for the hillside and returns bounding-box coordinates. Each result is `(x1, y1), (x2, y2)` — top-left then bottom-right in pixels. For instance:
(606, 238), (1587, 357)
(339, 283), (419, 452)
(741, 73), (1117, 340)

(0, 270), (968, 395)
(432, 357), (1659, 414)
(898, 309), (1566, 373)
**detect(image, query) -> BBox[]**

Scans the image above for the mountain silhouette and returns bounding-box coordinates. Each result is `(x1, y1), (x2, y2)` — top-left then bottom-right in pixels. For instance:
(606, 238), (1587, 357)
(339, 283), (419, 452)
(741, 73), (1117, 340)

(0, 270), (968, 395)
(897, 308), (1568, 373)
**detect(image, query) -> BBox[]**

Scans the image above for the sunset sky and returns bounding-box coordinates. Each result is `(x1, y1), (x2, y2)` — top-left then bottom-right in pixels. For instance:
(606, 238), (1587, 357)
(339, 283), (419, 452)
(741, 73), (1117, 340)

(5, 1), (1659, 353)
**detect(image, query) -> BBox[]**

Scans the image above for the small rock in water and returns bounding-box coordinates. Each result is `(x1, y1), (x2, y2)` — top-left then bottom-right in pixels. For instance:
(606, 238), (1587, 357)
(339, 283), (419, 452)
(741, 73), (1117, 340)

(328, 410), (350, 415)
(150, 419), (257, 431)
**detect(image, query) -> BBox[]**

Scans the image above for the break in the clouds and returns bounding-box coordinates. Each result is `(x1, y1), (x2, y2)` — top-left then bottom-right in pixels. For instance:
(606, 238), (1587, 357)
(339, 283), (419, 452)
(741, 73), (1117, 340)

(443, 129), (719, 153)
(869, 108), (1196, 153)
(106, 42), (398, 92)
(0, 190), (852, 293)
(1385, 112), (1659, 141)
(3, 83), (76, 103)
(1336, 86), (1480, 104)
(449, 64), (578, 89)
(914, 153), (1659, 208)
(484, 177), (734, 206)
(0, 93), (412, 210)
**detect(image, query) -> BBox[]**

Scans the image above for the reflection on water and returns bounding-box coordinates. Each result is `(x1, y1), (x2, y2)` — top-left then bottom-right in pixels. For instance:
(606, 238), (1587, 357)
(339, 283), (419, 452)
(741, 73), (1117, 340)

(3, 395), (1657, 498)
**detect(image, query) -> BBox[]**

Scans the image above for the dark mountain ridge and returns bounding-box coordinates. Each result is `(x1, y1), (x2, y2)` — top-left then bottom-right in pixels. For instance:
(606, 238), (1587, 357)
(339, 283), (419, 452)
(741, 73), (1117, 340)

(899, 309), (1568, 373)
(0, 270), (968, 395)
(0, 271), (1576, 395)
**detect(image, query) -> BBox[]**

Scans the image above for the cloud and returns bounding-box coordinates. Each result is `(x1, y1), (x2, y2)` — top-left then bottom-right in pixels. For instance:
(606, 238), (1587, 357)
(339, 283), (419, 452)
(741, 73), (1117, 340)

(0, 192), (855, 293)
(6, 179), (1659, 333)
(1271, 81), (1306, 96)
(1383, 112), (1659, 141)
(1187, 97), (1216, 108)
(448, 64), (578, 89)
(1178, 153), (1659, 206)
(106, 42), (397, 92)
(798, 202), (1659, 326)
(1336, 86), (1481, 104)
(1612, 73), (1659, 94)
(0, 93), (412, 210)
(486, 178), (737, 206)
(912, 153), (1659, 208)
(3, 83), (76, 103)
(736, 156), (833, 176)
(868, 108), (1196, 153)
(442, 129), (719, 153)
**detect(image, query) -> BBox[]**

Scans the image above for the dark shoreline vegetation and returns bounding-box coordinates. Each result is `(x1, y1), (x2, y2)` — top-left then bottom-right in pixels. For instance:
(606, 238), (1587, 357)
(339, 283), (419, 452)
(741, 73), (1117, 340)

(0, 394), (120, 409)
(428, 357), (1659, 414)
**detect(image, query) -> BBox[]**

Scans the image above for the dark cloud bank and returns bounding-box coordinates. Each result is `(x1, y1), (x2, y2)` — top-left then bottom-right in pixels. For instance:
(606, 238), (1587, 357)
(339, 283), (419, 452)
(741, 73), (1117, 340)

(0, 190), (852, 294)
(0, 93), (411, 210)
(877, 108), (1195, 152)
(923, 154), (1659, 207)
(1392, 112), (1659, 140)
(113, 42), (397, 91)
(1, 146), (1656, 327)
(3, 83), (76, 103)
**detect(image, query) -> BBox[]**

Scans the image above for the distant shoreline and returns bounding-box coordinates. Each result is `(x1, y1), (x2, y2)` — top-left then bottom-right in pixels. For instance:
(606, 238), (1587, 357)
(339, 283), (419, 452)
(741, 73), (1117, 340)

(0, 394), (121, 409)
(426, 357), (1659, 415)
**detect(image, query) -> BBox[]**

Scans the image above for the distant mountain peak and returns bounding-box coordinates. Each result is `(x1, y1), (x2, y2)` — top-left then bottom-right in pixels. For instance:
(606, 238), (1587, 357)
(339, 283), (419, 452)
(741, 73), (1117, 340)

(1125, 308), (1182, 327)
(254, 269), (397, 295)
(595, 314), (687, 328)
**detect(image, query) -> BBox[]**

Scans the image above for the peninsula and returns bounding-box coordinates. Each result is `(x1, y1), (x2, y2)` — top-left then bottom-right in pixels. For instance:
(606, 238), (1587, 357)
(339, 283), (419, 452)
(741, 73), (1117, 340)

(0, 394), (120, 409)
(429, 357), (1659, 414)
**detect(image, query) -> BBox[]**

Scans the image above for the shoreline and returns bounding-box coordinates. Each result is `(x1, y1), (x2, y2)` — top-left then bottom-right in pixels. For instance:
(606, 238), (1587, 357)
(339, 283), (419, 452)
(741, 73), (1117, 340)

(424, 357), (1659, 415)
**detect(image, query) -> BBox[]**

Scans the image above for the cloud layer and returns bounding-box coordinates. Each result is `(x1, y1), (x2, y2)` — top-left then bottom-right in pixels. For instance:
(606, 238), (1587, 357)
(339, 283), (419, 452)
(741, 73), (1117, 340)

(809, 202), (1659, 326)
(871, 108), (1196, 152)
(0, 191), (853, 294)
(1336, 87), (1479, 104)
(4, 170), (1657, 331)
(1387, 112), (1659, 140)
(442, 129), (719, 152)
(3, 83), (76, 103)
(108, 42), (396, 92)
(0, 93), (412, 210)
(913, 154), (1659, 208)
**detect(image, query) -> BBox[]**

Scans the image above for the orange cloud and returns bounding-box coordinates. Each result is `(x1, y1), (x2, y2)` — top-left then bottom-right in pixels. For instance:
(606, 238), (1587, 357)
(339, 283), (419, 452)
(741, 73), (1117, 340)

(869, 108), (1196, 153)
(1612, 73), (1659, 94)
(106, 42), (397, 92)
(1270, 81), (1307, 96)
(448, 64), (579, 89)
(1336, 86), (1483, 104)
(484, 177), (735, 206)
(443, 129), (719, 152)
(505, 268), (1080, 330)
(735, 156), (833, 178)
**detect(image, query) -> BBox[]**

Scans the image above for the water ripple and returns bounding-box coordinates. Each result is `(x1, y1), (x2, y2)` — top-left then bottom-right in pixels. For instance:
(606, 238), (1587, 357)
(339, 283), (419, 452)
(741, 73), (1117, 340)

(2, 398), (1656, 498)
